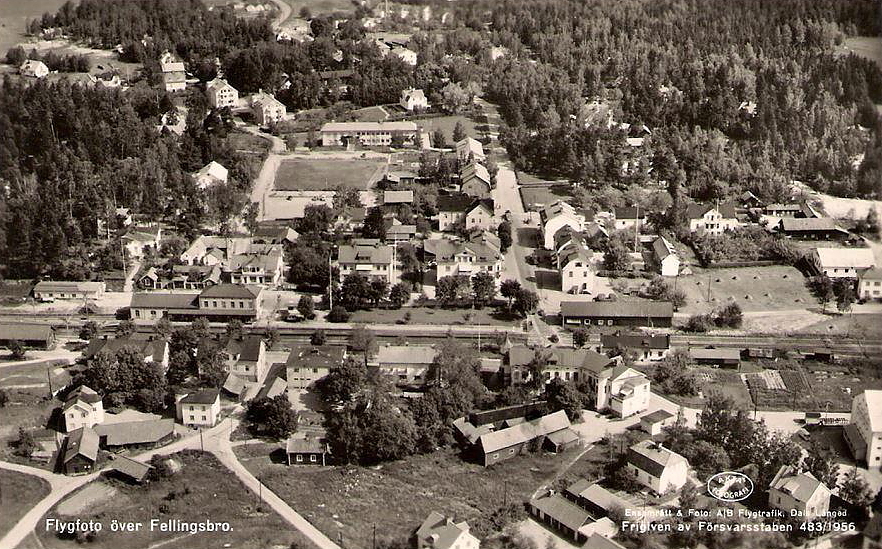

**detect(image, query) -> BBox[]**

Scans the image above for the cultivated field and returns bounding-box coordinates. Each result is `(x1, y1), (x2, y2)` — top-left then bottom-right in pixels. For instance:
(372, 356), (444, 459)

(676, 265), (814, 314)
(38, 451), (318, 549)
(273, 158), (385, 191)
(0, 469), (51, 538)
(236, 446), (582, 549)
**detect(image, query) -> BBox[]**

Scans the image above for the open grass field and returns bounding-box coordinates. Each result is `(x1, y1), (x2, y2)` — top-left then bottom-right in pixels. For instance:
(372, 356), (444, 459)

(235, 446), (583, 549)
(278, 0), (354, 22)
(0, 469), (51, 538)
(0, 0), (71, 53)
(37, 451), (319, 549)
(676, 265), (814, 315)
(519, 183), (575, 211)
(348, 306), (519, 327)
(798, 312), (882, 338)
(839, 36), (882, 69)
(418, 114), (481, 142)
(351, 105), (388, 122)
(273, 158), (385, 191)
(0, 392), (57, 459)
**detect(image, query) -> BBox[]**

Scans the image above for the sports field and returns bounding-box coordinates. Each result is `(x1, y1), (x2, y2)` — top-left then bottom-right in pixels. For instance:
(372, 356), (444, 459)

(273, 158), (385, 191)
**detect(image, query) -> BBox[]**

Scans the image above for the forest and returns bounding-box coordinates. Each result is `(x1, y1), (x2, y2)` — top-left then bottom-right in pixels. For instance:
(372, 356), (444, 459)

(475, 0), (882, 200)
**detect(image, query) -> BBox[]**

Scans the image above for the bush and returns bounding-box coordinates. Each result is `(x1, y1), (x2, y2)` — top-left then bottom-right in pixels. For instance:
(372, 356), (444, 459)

(310, 330), (327, 345)
(714, 302), (743, 328)
(683, 314), (713, 333)
(327, 305), (350, 323)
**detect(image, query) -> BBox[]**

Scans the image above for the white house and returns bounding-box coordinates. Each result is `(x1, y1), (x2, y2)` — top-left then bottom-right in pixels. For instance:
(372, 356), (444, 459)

(686, 202), (739, 234)
(122, 226), (162, 260)
(559, 247), (595, 294)
(34, 281), (105, 301)
(652, 236), (680, 277)
(159, 51), (186, 92)
(63, 386), (105, 433)
(814, 247), (876, 278)
(460, 163), (492, 199)
(540, 201), (584, 250)
(20, 59), (49, 78)
(463, 200), (495, 232)
(193, 161), (228, 189)
(424, 238), (503, 278)
(598, 333), (671, 364)
(844, 390), (882, 467)
(336, 241), (397, 284)
(768, 466), (831, 520)
(175, 389), (221, 427)
(207, 78), (239, 108)
(415, 512), (480, 549)
(608, 367), (652, 418)
(455, 137), (485, 162)
(399, 88), (428, 111)
(286, 345), (346, 391)
(251, 91), (286, 125)
(613, 206), (647, 231)
(626, 440), (689, 494)
(369, 344), (437, 386)
(859, 267), (882, 301)
(391, 46), (417, 65)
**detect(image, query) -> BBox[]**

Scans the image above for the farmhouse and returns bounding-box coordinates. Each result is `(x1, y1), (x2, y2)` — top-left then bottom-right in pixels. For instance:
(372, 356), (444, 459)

(20, 59), (49, 78)
(34, 280), (105, 301)
(84, 334), (170, 371)
(94, 418), (175, 449)
(455, 137), (485, 162)
(560, 301), (674, 328)
(175, 389), (221, 427)
(390, 46), (418, 65)
(63, 386), (105, 433)
(336, 241), (397, 284)
(540, 201), (584, 250)
(286, 345), (346, 391)
(460, 163), (492, 199)
(813, 247), (876, 278)
(107, 456), (153, 484)
(585, 362), (651, 417)
(768, 466), (831, 520)
(369, 344), (437, 386)
(286, 436), (331, 466)
(652, 236), (680, 277)
(764, 202), (818, 218)
(62, 427), (100, 475)
(506, 345), (612, 386)
(382, 189), (414, 205)
(0, 323), (55, 349)
(859, 267), (882, 301)
(320, 121), (419, 147)
(626, 440), (689, 494)
(122, 225), (162, 260)
(844, 390), (882, 467)
(399, 87), (428, 110)
(777, 218), (850, 240)
(206, 78), (238, 108)
(686, 202), (738, 234)
(193, 161), (228, 189)
(475, 410), (576, 466)
(437, 194), (493, 232)
(414, 512), (480, 549)
(613, 206), (647, 231)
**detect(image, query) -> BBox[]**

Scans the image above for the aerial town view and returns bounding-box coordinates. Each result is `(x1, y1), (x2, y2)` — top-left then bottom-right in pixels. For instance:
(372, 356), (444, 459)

(0, 0), (881, 548)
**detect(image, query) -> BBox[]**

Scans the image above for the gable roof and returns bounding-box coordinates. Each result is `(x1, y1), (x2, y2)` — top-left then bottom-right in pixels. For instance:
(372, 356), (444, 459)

(63, 386), (103, 413)
(84, 334), (168, 363)
(689, 347), (741, 361)
(614, 206), (647, 220)
(400, 87), (426, 102)
(130, 292), (198, 309)
(338, 243), (393, 264)
(455, 137), (485, 159)
(601, 333), (670, 350)
(815, 247), (876, 269)
(508, 345), (613, 373)
(461, 163), (490, 184)
(780, 217), (847, 233)
(200, 284), (260, 299)
(652, 236), (677, 261)
(529, 493), (592, 532)
(560, 301), (674, 319)
(321, 121), (418, 132)
(286, 345), (346, 369)
(770, 466), (829, 503)
(194, 161), (228, 182)
(95, 418), (175, 446)
(64, 427), (100, 464)
(415, 512), (474, 549)
(34, 280), (105, 293)
(477, 410), (571, 453)
(207, 78), (235, 93)
(374, 344), (436, 365)
(686, 201), (737, 219)
(437, 193), (476, 212)
(383, 190), (414, 204)
(0, 323), (54, 342)
(179, 389), (219, 405)
(627, 440), (687, 478)
(109, 455), (152, 482)
(641, 409), (675, 424)
(286, 436), (329, 454)
(540, 201), (580, 224)
(424, 238), (501, 264)
(565, 480), (631, 514)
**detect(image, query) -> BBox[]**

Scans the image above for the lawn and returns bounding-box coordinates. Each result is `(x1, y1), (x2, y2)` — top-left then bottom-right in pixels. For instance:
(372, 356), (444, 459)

(226, 131), (271, 155)
(0, 392), (57, 465)
(839, 36), (882, 69)
(0, 359), (71, 396)
(234, 447), (583, 549)
(348, 306), (519, 327)
(519, 183), (575, 211)
(278, 0), (355, 22)
(799, 313), (882, 338)
(418, 115), (481, 143)
(351, 106), (388, 122)
(675, 265), (814, 314)
(273, 158), (385, 191)
(37, 451), (319, 549)
(0, 469), (51, 538)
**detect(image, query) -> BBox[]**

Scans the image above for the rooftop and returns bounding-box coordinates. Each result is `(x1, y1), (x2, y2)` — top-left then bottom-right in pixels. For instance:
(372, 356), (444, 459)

(857, 390), (882, 432)
(95, 418), (175, 446)
(770, 466), (828, 503)
(320, 121), (418, 132)
(508, 345), (613, 373)
(286, 345), (346, 369)
(560, 300), (674, 318)
(815, 247), (876, 269)
(627, 440), (688, 478)
(179, 389), (219, 405)
(601, 333), (670, 350)
(34, 280), (105, 292)
(64, 427), (100, 463)
(477, 410), (571, 453)
(374, 344), (436, 365)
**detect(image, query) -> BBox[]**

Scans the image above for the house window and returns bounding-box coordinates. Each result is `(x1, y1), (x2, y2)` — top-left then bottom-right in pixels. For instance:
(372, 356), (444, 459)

(492, 453), (499, 460)
(296, 455), (303, 462)
(202, 415), (207, 421)
(508, 449), (515, 455)
(189, 415), (194, 420)
(310, 455), (317, 463)
(135, 310), (141, 318)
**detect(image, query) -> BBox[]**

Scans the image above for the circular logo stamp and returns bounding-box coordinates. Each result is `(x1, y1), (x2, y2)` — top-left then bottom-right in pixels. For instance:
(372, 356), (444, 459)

(707, 471), (754, 502)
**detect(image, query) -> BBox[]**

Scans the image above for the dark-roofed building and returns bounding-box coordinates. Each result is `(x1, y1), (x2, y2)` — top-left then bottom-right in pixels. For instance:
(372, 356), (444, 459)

(63, 427), (100, 475)
(506, 345), (612, 386)
(776, 217), (850, 240)
(626, 440), (689, 494)
(689, 347), (741, 368)
(84, 334), (169, 372)
(563, 479), (632, 519)
(613, 206), (647, 230)
(286, 345), (347, 391)
(130, 284), (262, 325)
(528, 491), (617, 544)
(176, 389), (221, 427)
(382, 189), (414, 205)
(285, 436), (331, 466)
(336, 242), (396, 284)
(251, 226), (299, 245)
(0, 323), (55, 349)
(598, 333), (671, 363)
(561, 301), (674, 328)
(107, 456), (152, 484)
(475, 410), (575, 466)
(640, 409), (676, 436)
(94, 419), (175, 448)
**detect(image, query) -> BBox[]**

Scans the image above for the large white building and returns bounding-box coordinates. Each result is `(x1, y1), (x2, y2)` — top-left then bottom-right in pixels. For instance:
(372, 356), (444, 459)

(859, 267), (882, 301)
(424, 238), (503, 279)
(176, 389), (221, 427)
(251, 91), (286, 125)
(813, 247), (876, 279)
(286, 345), (346, 391)
(768, 466), (831, 520)
(336, 241), (397, 284)
(159, 51), (186, 92)
(399, 88), (428, 111)
(207, 78), (239, 108)
(63, 386), (105, 433)
(320, 121), (419, 147)
(540, 201), (585, 250)
(652, 236), (680, 277)
(368, 344), (437, 386)
(845, 389), (882, 468)
(20, 59), (49, 78)
(686, 202), (738, 234)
